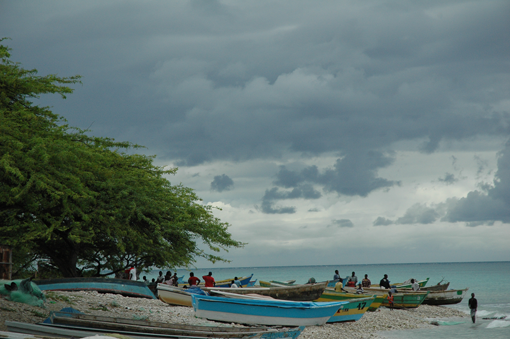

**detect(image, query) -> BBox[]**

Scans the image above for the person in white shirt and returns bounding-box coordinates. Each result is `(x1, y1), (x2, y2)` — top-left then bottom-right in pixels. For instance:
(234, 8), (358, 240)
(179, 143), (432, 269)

(129, 266), (137, 281)
(411, 279), (420, 291)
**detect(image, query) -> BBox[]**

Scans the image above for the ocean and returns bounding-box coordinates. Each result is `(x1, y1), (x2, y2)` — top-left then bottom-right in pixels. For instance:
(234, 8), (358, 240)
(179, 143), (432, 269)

(145, 261), (510, 338)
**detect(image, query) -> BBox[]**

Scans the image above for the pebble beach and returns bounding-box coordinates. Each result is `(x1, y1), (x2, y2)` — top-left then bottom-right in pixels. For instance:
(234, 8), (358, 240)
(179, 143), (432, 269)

(0, 290), (468, 338)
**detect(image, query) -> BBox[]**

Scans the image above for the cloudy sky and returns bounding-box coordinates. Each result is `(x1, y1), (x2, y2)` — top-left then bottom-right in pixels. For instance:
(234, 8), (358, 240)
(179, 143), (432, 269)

(2, 0), (509, 268)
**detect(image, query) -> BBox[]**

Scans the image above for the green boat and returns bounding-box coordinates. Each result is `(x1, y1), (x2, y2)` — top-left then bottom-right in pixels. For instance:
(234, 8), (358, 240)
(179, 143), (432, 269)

(344, 287), (429, 308)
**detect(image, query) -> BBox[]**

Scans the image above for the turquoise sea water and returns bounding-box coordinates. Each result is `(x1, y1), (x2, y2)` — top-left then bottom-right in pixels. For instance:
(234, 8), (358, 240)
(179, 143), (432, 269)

(145, 261), (510, 338)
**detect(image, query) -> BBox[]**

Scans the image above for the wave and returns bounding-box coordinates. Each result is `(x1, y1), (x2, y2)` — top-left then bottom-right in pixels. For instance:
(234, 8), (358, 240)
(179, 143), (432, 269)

(487, 320), (510, 328)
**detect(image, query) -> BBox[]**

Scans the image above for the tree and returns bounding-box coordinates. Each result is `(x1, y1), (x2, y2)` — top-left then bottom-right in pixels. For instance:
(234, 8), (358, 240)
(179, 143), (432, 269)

(0, 39), (243, 278)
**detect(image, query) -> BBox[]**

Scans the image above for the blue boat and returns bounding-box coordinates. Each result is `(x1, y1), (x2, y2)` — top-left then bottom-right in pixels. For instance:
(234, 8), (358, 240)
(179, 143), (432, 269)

(191, 294), (347, 326)
(35, 277), (156, 299)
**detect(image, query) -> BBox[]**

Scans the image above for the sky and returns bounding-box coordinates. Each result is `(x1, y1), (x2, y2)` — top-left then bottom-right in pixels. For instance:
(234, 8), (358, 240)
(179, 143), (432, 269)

(2, 0), (510, 268)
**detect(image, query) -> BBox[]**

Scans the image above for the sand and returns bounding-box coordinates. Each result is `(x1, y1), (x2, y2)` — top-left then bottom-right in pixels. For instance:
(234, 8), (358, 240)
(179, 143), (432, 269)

(0, 290), (468, 338)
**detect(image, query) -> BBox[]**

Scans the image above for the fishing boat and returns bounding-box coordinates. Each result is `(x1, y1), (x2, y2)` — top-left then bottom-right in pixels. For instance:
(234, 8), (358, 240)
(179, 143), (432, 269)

(179, 274), (253, 288)
(34, 277), (156, 299)
(6, 309), (306, 339)
(326, 296), (374, 323)
(421, 282), (450, 291)
(156, 284), (196, 306)
(210, 290), (373, 323)
(202, 281), (327, 301)
(344, 287), (429, 308)
(316, 289), (386, 311)
(371, 277), (429, 289)
(191, 294), (346, 326)
(421, 288), (469, 305)
(247, 279), (258, 287)
(259, 280), (296, 287)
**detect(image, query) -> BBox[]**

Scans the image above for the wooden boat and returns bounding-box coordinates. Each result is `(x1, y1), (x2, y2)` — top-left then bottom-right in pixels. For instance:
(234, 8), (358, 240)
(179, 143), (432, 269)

(203, 281), (328, 301)
(6, 309), (306, 339)
(316, 289), (386, 311)
(247, 279), (257, 287)
(326, 296), (374, 323)
(210, 290), (373, 324)
(191, 294), (346, 326)
(34, 277), (156, 299)
(156, 283), (194, 307)
(421, 288), (469, 305)
(371, 277), (429, 289)
(259, 280), (295, 287)
(344, 287), (429, 309)
(179, 274), (253, 288)
(421, 282), (450, 291)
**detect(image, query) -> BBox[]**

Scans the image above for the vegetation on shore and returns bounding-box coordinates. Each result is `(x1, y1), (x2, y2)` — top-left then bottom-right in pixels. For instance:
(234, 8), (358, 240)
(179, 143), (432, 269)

(0, 38), (243, 278)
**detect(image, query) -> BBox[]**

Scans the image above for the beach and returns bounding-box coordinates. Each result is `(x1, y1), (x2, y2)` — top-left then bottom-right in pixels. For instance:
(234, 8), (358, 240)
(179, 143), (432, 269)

(0, 290), (467, 338)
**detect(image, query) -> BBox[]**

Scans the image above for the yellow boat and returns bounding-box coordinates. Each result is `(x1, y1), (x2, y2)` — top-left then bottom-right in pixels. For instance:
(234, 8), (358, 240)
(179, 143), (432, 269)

(316, 289), (386, 311)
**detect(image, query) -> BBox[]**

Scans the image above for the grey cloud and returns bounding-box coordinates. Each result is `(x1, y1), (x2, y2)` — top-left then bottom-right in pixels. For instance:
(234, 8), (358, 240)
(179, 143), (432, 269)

(260, 200), (296, 215)
(438, 173), (457, 185)
(373, 217), (394, 226)
(260, 184), (320, 214)
(273, 151), (399, 197)
(3, 1), (509, 170)
(331, 219), (354, 228)
(210, 174), (234, 192)
(396, 203), (441, 224)
(441, 140), (510, 224)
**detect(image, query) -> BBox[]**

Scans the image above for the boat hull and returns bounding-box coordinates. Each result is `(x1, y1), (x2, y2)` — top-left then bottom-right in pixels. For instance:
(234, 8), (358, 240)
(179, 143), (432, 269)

(203, 281), (327, 301)
(34, 277), (155, 299)
(422, 288), (469, 305)
(326, 297), (374, 323)
(317, 290), (386, 311)
(192, 294), (346, 326)
(156, 284), (193, 306)
(345, 287), (429, 308)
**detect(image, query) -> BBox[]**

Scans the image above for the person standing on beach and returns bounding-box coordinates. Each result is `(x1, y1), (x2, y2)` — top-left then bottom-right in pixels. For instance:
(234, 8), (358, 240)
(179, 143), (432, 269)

(156, 271), (164, 284)
(202, 272), (216, 287)
(233, 277), (242, 287)
(362, 274), (371, 288)
(129, 266), (137, 281)
(188, 272), (200, 287)
(333, 270), (341, 281)
(411, 279), (420, 291)
(387, 291), (394, 310)
(380, 274), (391, 289)
(468, 293), (478, 323)
(172, 272), (179, 286)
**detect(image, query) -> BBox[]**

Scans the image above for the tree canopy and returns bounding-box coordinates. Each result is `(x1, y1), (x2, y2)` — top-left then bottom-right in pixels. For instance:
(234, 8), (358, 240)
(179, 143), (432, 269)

(0, 39), (243, 278)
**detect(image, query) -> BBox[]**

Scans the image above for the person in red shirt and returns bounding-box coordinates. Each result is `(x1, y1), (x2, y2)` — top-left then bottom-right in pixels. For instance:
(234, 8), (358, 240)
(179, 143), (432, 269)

(202, 272), (215, 287)
(188, 272), (200, 287)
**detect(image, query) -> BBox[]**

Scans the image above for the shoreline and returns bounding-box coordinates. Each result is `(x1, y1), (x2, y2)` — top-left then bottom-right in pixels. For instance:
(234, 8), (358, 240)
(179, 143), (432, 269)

(0, 290), (468, 338)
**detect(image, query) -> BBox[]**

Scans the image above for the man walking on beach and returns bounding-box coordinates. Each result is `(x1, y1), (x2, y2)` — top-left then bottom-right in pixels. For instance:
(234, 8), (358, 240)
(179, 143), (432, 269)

(468, 293), (478, 323)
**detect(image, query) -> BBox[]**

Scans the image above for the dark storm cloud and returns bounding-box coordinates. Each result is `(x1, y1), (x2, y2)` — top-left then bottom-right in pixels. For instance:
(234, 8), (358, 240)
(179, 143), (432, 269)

(2, 1), (509, 183)
(259, 184), (320, 214)
(210, 174), (234, 192)
(273, 151), (399, 197)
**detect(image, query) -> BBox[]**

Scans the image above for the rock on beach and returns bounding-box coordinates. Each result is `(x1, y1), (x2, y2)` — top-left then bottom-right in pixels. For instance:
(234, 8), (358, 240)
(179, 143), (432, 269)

(0, 290), (467, 338)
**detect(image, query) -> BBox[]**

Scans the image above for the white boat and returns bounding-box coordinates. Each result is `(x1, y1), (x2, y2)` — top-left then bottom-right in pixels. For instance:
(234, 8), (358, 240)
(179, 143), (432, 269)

(156, 283), (195, 306)
(191, 294), (346, 326)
